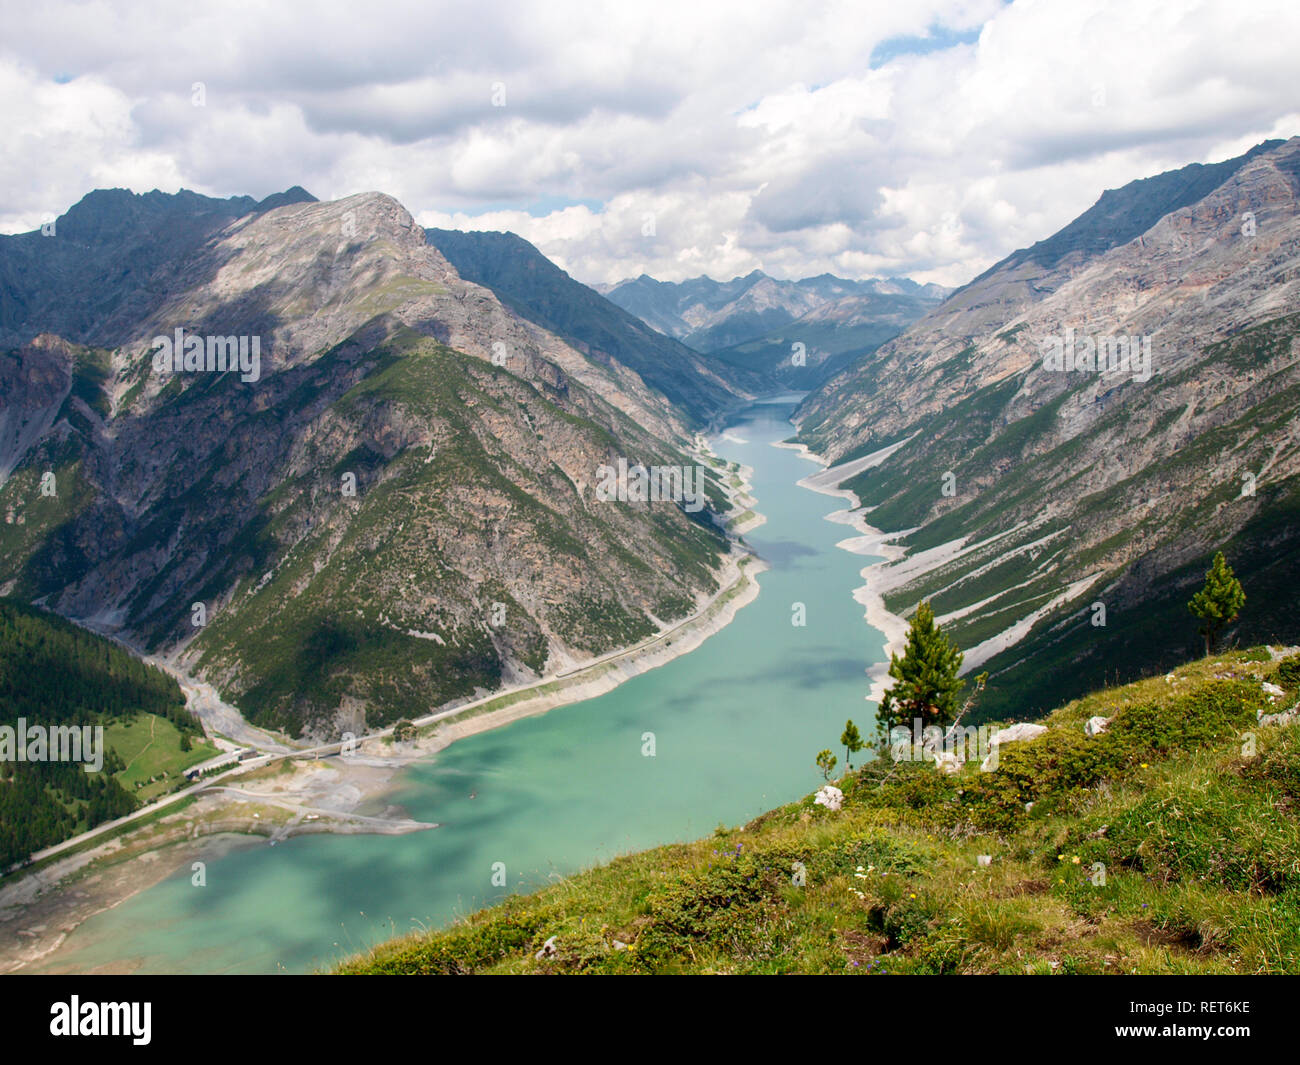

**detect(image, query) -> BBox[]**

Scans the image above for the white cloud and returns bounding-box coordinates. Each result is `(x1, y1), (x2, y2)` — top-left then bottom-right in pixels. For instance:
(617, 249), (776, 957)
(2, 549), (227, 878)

(1, 0), (1297, 286)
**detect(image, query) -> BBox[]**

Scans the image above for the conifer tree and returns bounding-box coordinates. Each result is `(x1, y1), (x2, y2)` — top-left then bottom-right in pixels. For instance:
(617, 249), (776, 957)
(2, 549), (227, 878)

(878, 600), (964, 731)
(815, 749), (838, 781)
(1188, 550), (1246, 655)
(840, 719), (863, 770)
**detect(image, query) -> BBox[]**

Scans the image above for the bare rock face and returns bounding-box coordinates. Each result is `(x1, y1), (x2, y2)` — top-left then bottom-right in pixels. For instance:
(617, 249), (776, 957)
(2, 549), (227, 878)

(0, 189), (745, 740)
(0, 335), (74, 483)
(795, 137), (1300, 720)
(0, 186), (317, 349)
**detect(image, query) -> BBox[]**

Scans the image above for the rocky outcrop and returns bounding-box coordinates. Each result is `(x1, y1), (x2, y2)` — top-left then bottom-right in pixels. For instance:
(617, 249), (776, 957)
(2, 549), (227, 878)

(0, 187), (317, 349)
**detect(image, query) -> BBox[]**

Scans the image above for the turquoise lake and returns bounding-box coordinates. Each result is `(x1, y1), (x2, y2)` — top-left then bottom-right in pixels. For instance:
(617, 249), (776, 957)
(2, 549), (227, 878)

(34, 395), (886, 974)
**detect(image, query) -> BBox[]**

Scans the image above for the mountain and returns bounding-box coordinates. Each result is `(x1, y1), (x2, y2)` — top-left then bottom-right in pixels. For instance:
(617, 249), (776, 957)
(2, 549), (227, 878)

(598, 270), (947, 387)
(341, 648), (1300, 975)
(961, 139), (1285, 284)
(0, 186), (317, 348)
(795, 137), (1300, 720)
(597, 270), (947, 352)
(0, 189), (750, 740)
(706, 285), (951, 388)
(425, 228), (769, 423)
(596, 270), (829, 351)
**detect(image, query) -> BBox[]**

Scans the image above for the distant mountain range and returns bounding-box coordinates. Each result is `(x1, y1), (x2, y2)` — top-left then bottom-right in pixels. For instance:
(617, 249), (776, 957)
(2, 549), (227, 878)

(0, 187), (758, 739)
(796, 137), (1300, 719)
(596, 270), (949, 386)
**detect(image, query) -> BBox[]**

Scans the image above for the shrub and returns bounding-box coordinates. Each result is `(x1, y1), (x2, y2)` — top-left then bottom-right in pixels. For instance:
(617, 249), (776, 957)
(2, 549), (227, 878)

(635, 851), (779, 966)
(961, 681), (1261, 830)
(962, 730), (1125, 829)
(1107, 680), (1261, 754)
(1274, 653), (1300, 690)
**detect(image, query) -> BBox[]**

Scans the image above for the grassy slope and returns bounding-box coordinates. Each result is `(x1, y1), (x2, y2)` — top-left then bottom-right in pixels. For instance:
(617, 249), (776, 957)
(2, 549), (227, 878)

(338, 647), (1300, 975)
(103, 714), (219, 803)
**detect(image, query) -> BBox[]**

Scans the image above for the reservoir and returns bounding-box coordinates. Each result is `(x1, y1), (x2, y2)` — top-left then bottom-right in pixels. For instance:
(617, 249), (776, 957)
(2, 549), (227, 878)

(32, 394), (887, 973)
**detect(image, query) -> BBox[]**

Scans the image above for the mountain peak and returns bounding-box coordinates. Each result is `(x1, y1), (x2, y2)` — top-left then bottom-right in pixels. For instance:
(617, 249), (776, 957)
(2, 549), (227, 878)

(51, 186), (321, 244)
(256, 186), (317, 212)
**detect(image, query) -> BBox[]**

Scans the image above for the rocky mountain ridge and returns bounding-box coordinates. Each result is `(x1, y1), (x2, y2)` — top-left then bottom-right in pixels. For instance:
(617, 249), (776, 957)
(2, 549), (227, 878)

(426, 228), (769, 423)
(0, 189), (752, 739)
(795, 137), (1300, 719)
(597, 269), (947, 358)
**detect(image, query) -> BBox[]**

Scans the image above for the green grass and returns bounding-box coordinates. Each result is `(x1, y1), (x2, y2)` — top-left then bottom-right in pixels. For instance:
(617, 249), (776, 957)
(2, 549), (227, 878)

(105, 714), (220, 802)
(337, 646), (1300, 975)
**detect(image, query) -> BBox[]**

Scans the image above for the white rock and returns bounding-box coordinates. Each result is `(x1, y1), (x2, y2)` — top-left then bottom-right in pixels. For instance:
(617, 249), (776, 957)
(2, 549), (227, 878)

(1262, 682), (1286, 698)
(535, 935), (558, 961)
(990, 723), (1048, 746)
(1260, 703), (1300, 728)
(1085, 715), (1112, 736)
(933, 752), (962, 775)
(977, 855), (992, 867)
(814, 785), (844, 812)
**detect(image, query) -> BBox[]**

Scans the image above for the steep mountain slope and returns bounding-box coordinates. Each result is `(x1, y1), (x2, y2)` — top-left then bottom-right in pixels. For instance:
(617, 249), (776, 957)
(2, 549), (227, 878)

(426, 229), (770, 423)
(799, 138), (1291, 451)
(962, 138), (1285, 284)
(796, 138), (1300, 719)
(0, 191), (743, 740)
(598, 270), (946, 356)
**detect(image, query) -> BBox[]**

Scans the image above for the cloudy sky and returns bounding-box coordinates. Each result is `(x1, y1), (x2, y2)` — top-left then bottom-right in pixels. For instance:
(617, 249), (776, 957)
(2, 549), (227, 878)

(3, 0), (1299, 286)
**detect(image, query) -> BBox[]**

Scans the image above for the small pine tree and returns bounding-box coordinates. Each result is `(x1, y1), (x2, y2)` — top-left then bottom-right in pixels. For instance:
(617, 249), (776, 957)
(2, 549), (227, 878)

(879, 600), (964, 732)
(840, 719), (863, 770)
(815, 749), (838, 781)
(1188, 551), (1246, 655)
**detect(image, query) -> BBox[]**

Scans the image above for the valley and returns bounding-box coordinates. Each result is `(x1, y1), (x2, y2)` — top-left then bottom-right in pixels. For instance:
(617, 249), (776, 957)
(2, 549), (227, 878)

(1, 134), (1298, 981)
(2, 396), (890, 974)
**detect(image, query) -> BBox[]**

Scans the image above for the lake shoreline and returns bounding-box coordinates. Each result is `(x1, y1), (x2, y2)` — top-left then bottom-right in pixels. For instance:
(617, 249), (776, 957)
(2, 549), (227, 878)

(773, 437), (910, 703)
(0, 433), (770, 974)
